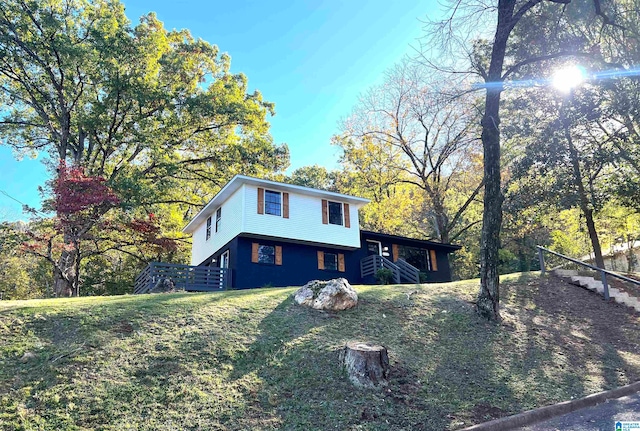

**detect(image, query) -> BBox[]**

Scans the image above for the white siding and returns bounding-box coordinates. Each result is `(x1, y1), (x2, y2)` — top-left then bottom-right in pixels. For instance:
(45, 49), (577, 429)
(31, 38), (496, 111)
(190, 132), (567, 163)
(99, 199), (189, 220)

(243, 184), (361, 248)
(190, 186), (244, 265)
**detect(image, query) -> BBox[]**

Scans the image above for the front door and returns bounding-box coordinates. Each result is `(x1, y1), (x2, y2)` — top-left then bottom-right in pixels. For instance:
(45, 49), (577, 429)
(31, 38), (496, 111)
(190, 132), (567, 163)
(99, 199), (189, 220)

(220, 250), (230, 288)
(366, 240), (382, 256)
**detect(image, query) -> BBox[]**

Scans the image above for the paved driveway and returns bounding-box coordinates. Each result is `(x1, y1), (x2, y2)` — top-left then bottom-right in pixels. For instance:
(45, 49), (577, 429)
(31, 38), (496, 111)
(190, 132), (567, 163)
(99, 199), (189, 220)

(514, 392), (640, 431)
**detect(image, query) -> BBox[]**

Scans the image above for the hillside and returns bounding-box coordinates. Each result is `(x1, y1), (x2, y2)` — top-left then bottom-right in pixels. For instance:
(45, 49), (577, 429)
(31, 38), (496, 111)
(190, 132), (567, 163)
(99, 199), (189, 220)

(1, 273), (639, 430)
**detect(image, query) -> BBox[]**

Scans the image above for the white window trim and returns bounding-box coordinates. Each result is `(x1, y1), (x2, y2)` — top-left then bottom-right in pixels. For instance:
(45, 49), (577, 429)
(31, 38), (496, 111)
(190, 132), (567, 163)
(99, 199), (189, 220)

(205, 216), (212, 241)
(220, 250), (230, 268)
(366, 240), (382, 256)
(215, 207), (222, 232)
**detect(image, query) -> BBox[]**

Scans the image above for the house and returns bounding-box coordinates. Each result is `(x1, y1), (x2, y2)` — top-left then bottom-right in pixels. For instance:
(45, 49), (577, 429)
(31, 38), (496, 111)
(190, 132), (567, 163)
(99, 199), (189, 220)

(178, 175), (461, 290)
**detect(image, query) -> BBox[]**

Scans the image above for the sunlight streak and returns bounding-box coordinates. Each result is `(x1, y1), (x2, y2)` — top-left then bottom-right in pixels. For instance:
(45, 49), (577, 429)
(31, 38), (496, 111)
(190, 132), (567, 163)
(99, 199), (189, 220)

(473, 66), (640, 91)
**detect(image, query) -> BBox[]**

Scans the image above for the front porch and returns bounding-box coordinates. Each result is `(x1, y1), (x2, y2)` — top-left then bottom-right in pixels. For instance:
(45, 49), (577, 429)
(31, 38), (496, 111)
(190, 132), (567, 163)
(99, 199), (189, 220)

(134, 262), (231, 294)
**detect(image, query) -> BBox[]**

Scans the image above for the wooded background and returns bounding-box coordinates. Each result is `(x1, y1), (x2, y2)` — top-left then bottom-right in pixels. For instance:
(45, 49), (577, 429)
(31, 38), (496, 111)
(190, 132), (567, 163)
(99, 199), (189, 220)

(1, 0), (639, 322)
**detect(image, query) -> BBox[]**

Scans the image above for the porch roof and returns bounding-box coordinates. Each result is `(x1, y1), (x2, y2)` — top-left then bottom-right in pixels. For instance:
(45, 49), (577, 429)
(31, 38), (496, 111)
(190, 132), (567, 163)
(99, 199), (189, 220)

(361, 231), (461, 253)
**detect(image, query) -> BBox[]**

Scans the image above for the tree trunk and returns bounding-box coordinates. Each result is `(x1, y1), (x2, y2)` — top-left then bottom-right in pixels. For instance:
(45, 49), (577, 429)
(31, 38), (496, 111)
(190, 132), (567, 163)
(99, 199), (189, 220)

(477, 89), (504, 320)
(563, 120), (605, 269)
(477, 0), (515, 321)
(53, 238), (78, 297)
(627, 237), (635, 273)
(341, 341), (390, 389)
(432, 200), (450, 243)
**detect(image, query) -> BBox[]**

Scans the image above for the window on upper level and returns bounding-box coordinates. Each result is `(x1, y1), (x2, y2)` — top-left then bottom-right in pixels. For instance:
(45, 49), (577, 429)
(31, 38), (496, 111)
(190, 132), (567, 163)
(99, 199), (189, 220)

(206, 216), (212, 240)
(321, 199), (350, 227)
(264, 190), (282, 216)
(258, 188), (289, 218)
(215, 207), (222, 232)
(328, 201), (343, 225)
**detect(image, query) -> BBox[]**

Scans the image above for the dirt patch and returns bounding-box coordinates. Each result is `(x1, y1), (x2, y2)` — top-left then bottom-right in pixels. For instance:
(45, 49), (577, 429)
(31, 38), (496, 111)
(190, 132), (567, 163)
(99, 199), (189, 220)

(112, 320), (134, 334)
(519, 275), (639, 358)
(471, 402), (508, 422)
(384, 363), (423, 406)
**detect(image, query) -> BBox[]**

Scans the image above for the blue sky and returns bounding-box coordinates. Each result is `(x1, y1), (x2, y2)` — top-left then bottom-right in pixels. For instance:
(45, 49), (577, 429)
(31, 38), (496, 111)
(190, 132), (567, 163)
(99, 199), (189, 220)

(0, 0), (442, 220)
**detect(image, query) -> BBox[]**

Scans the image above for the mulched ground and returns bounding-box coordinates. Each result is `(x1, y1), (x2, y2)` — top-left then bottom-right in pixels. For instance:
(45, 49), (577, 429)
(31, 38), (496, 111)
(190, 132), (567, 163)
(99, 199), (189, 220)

(509, 274), (639, 376)
(533, 274), (638, 325)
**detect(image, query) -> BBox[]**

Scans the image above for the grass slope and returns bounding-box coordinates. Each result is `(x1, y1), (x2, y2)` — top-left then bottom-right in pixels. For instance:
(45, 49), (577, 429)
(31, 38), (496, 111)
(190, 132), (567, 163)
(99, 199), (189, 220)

(1, 273), (639, 431)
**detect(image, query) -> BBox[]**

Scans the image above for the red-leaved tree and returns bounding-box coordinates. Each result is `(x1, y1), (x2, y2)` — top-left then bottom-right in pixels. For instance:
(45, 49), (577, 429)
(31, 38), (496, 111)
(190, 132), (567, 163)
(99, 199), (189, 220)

(23, 162), (176, 296)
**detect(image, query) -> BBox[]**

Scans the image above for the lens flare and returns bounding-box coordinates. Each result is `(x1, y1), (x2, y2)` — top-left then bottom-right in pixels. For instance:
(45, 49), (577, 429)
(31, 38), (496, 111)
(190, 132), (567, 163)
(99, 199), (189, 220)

(552, 65), (586, 93)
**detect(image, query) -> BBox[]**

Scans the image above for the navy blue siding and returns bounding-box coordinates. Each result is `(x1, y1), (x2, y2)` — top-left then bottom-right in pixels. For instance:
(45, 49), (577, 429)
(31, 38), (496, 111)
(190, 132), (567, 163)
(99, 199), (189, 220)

(205, 237), (239, 287)
(199, 232), (457, 289)
(232, 237), (360, 289)
(358, 232), (456, 283)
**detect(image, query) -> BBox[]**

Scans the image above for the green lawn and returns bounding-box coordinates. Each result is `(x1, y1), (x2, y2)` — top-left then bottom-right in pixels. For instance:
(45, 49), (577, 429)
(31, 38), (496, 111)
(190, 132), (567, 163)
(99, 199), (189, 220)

(1, 273), (639, 430)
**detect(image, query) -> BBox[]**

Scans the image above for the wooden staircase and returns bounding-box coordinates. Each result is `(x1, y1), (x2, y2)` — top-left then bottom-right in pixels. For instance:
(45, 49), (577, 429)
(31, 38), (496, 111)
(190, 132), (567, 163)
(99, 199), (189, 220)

(360, 255), (420, 284)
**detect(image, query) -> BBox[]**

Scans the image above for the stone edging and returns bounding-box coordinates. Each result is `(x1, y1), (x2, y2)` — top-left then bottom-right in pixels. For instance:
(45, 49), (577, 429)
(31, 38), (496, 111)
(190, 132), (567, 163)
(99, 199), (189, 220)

(459, 381), (640, 431)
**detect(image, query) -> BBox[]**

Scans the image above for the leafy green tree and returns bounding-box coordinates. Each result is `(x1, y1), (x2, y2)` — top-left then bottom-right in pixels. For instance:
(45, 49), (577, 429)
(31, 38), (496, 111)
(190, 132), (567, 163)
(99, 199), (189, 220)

(0, 0), (288, 296)
(425, 0), (622, 320)
(287, 165), (338, 191)
(333, 135), (422, 237)
(0, 222), (52, 299)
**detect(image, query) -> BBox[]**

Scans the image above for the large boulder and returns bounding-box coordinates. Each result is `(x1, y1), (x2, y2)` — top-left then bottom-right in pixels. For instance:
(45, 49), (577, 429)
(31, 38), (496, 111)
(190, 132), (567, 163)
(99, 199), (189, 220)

(294, 278), (358, 311)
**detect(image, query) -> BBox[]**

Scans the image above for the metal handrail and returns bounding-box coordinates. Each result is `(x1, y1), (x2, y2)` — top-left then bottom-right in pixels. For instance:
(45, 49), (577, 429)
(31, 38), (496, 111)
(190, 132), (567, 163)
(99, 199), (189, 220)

(536, 245), (640, 301)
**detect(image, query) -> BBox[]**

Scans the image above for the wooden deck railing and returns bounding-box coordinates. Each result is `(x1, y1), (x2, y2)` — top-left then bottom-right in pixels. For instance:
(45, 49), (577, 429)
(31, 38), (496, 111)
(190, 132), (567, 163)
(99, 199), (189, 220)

(134, 262), (230, 294)
(396, 258), (421, 283)
(360, 254), (401, 283)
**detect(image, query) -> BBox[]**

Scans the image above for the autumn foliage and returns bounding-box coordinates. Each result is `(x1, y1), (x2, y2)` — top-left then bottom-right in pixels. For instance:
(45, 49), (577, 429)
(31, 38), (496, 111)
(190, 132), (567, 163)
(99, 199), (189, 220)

(19, 162), (178, 296)
(53, 162), (120, 217)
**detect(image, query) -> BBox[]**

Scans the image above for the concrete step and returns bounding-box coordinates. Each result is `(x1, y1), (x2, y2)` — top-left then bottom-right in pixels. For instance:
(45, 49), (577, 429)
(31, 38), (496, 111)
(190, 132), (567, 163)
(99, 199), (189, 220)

(568, 275), (640, 312)
(610, 288), (628, 299)
(553, 269), (579, 277)
(624, 298), (640, 312)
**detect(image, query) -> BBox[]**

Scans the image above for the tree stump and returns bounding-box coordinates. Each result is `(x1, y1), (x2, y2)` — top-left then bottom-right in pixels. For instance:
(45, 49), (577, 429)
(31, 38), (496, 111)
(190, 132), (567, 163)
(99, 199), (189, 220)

(341, 341), (390, 389)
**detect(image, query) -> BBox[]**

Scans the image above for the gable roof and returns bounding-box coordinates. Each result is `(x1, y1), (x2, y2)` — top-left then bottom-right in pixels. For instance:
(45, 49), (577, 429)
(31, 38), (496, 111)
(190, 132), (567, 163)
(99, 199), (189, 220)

(183, 175), (370, 234)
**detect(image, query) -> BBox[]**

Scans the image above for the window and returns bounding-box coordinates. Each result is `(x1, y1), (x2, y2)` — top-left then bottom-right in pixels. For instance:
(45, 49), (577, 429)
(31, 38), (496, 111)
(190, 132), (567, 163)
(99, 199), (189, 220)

(317, 250), (345, 272)
(324, 252), (338, 271)
(206, 216), (212, 240)
(322, 200), (350, 227)
(258, 245), (275, 264)
(258, 188), (289, 218)
(264, 190), (281, 216)
(398, 246), (436, 271)
(328, 201), (343, 225)
(215, 207), (222, 232)
(251, 242), (283, 265)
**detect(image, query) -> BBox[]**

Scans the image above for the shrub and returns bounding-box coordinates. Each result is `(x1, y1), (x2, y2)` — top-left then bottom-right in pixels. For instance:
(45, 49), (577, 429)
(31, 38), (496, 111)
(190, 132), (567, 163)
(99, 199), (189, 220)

(419, 272), (429, 283)
(375, 268), (395, 285)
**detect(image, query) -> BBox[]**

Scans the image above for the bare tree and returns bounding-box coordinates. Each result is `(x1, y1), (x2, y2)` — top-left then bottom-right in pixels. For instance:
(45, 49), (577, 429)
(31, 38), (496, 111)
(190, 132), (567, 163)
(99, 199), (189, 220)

(341, 60), (483, 244)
